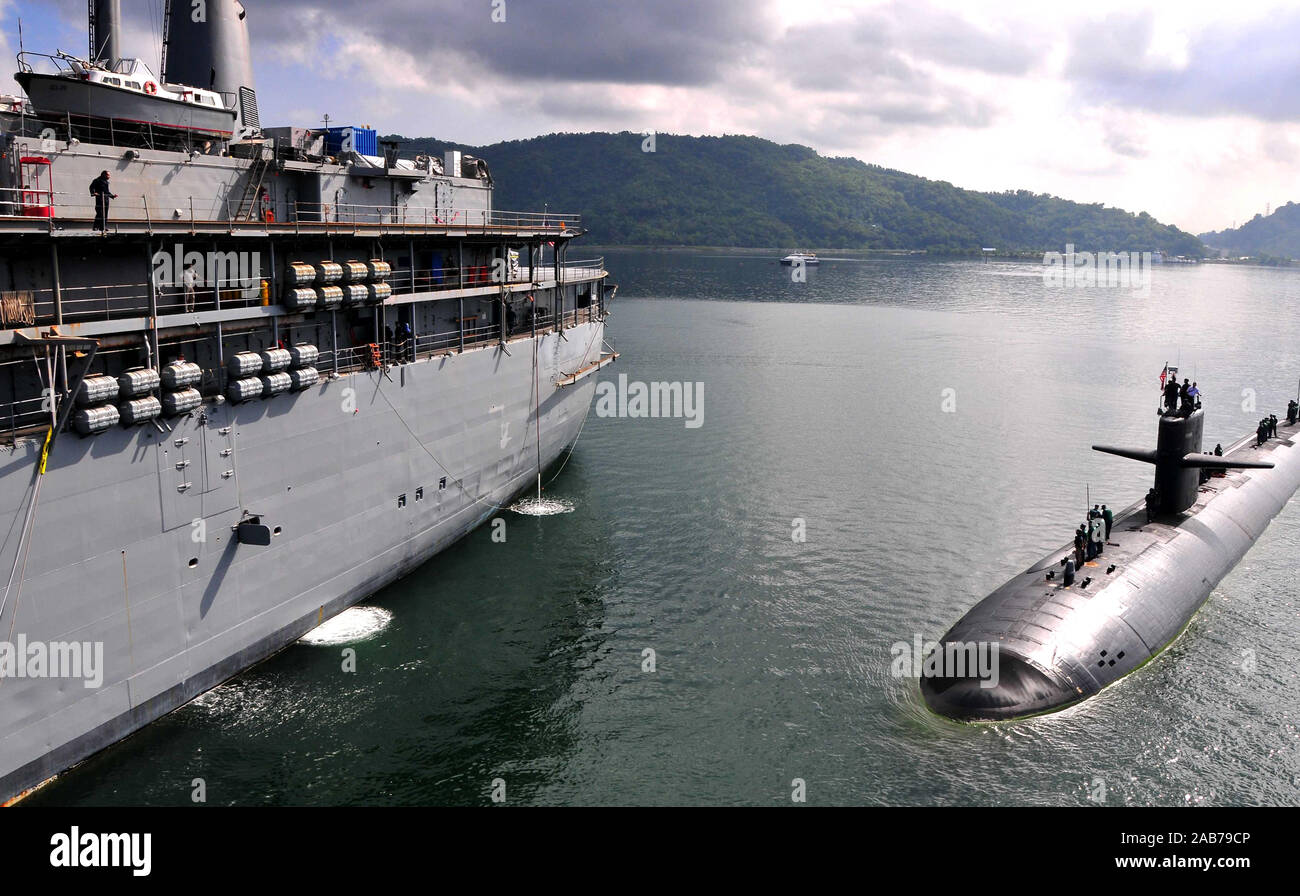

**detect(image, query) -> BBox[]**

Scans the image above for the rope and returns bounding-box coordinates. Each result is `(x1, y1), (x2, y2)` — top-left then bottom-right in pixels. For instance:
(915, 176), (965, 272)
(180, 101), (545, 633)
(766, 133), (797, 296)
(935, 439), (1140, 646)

(0, 462), (36, 582)
(543, 313), (611, 487)
(533, 325), (542, 499)
(372, 376), (508, 514)
(0, 465), (41, 626)
(0, 456), (46, 694)
(371, 313), (609, 510)
(0, 350), (55, 638)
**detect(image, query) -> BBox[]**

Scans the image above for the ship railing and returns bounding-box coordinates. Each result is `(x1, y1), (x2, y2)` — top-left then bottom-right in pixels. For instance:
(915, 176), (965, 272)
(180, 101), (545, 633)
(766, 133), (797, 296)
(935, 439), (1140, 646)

(381, 324), (499, 364)
(317, 343), (376, 376)
(409, 331), (460, 357)
(0, 189), (229, 232)
(4, 110), (226, 155)
(463, 321), (502, 348)
(380, 339), (416, 366)
(0, 391), (51, 443)
(8, 271), (269, 326)
(289, 201), (580, 233)
(315, 303), (605, 377)
(518, 259), (607, 281)
(0, 192), (584, 238)
(16, 51), (78, 76)
(15, 279), (153, 323)
(389, 266), (532, 295)
(381, 257), (603, 299)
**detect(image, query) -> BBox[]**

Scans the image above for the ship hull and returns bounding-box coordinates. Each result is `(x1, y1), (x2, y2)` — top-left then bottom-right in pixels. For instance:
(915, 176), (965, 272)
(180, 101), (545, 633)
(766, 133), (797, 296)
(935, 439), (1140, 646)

(16, 73), (237, 136)
(0, 321), (605, 800)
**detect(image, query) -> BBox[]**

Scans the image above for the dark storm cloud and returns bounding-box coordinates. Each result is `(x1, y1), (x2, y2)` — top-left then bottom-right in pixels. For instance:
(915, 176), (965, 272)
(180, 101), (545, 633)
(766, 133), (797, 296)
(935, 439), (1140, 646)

(32, 0), (1032, 134)
(26, 0), (768, 86)
(1066, 9), (1300, 121)
(250, 0), (769, 86)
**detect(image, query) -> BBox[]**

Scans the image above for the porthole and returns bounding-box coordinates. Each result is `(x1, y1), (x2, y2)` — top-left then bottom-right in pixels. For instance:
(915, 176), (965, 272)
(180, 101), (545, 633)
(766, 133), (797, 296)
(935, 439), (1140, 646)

(188, 558), (198, 568)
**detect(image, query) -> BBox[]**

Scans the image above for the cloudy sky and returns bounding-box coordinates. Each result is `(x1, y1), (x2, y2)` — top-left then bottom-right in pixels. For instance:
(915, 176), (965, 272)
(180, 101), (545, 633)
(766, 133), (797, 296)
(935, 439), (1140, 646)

(6, 0), (1299, 234)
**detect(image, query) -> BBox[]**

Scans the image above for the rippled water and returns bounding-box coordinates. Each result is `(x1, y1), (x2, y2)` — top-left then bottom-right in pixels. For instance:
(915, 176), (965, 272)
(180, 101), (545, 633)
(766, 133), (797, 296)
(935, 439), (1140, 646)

(30, 251), (1300, 806)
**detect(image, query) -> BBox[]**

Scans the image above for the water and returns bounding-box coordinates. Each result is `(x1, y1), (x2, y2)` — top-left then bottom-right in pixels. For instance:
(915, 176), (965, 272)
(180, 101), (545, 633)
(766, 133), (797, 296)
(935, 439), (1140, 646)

(30, 251), (1300, 806)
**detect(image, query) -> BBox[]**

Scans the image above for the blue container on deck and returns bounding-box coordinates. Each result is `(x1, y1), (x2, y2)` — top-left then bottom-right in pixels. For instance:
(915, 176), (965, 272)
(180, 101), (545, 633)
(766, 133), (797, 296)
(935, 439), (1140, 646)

(324, 126), (378, 158)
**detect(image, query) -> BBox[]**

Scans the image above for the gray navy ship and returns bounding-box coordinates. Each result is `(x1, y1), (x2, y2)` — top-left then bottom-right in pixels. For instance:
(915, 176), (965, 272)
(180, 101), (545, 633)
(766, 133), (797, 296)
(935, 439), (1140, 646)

(922, 383), (1300, 721)
(0, 1), (614, 801)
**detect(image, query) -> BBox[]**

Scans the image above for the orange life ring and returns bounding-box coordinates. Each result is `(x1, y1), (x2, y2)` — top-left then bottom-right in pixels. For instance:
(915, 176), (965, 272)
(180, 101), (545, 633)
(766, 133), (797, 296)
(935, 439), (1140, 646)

(144, 81), (158, 96)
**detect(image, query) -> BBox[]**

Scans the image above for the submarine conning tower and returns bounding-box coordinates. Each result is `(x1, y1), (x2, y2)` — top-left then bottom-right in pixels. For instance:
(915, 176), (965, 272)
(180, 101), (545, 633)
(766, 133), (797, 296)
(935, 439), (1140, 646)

(1093, 408), (1273, 516)
(163, 0), (259, 133)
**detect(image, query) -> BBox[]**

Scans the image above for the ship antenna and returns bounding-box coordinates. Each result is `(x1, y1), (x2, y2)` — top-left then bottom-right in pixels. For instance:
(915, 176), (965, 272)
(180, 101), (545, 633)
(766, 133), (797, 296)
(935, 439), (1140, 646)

(16, 18), (26, 134)
(161, 0), (172, 78)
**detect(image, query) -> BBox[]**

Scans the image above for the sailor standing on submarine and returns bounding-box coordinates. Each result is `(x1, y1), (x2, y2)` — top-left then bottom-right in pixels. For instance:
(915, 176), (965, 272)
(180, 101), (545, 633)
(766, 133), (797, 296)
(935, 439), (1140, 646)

(1089, 512), (1105, 558)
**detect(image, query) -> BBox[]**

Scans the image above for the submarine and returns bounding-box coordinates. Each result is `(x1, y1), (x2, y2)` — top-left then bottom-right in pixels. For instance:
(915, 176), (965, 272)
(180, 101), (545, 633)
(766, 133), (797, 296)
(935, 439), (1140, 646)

(921, 386), (1300, 721)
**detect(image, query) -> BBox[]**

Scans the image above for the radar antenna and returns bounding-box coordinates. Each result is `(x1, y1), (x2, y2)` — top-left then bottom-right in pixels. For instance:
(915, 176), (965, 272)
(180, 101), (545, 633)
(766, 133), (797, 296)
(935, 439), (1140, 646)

(161, 0), (172, 77)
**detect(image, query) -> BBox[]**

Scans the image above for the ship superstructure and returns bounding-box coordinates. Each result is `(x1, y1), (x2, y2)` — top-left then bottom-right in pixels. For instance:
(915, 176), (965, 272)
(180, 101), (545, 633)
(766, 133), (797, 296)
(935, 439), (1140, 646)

(0, 0), (614, 801)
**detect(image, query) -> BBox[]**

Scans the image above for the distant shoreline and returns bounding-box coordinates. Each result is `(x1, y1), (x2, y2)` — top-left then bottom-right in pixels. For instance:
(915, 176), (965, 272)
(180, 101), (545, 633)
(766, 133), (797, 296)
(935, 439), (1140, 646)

(587, 245), (1133, 261)
(582, 245), (1294, 266)
(586, 245), (1000, 258)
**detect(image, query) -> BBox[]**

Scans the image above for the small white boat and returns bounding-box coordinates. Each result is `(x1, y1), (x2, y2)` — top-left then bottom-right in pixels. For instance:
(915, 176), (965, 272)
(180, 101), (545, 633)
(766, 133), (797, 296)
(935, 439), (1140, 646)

(17, 52), (239, 138)
(780, 251), (820, 266)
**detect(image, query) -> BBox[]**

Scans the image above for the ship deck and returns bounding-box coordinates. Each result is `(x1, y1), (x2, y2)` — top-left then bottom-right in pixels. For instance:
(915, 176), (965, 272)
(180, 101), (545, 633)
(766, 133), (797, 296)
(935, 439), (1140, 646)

(1008, 414), (1298, 618)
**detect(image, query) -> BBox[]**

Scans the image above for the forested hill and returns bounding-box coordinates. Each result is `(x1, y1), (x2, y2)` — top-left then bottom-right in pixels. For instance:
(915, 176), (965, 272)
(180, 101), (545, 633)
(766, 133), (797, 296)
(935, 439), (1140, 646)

(387, 131), (1205, 255)
(1200, 203), (1300, 259)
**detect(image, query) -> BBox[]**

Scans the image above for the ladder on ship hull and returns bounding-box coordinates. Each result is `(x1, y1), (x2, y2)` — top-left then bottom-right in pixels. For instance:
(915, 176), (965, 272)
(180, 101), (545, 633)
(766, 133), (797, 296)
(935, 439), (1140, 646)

(231, 156), (270, 222)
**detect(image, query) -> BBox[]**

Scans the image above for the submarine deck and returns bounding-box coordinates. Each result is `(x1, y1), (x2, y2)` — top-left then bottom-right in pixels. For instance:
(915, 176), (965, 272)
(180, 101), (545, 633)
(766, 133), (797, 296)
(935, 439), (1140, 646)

(924, 411), (1300, 721)
(1030, 417), (1297, 600)
(939, 413), (1298, 697)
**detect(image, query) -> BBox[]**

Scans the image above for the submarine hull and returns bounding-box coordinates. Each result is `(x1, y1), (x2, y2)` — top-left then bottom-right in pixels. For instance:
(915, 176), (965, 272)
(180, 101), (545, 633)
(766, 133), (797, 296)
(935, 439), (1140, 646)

(922, 413), (1300, 721)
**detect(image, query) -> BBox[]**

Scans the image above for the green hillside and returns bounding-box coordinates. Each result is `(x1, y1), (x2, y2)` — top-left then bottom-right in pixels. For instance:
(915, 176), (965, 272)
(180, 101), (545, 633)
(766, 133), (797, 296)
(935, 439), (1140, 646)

(1201, 203), (1300, 259)
(389, 131), (1205, 255)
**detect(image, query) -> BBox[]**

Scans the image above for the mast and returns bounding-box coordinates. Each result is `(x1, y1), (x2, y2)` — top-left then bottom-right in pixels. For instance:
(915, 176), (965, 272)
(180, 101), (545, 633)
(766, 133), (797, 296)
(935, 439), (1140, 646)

(88, 0), (122, 65)
(161, 0), (172, 77)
